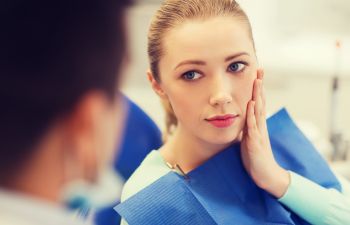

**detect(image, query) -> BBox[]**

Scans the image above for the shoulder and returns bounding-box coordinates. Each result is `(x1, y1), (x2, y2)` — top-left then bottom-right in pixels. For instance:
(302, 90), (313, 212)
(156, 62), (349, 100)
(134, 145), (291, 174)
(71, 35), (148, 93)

(120, 150), (170, 202)
(0, 214), (36, 225)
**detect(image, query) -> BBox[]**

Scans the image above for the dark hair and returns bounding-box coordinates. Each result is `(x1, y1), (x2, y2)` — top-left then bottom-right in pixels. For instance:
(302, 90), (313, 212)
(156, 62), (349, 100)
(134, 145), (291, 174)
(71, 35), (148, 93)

(0, 0), (133, 184)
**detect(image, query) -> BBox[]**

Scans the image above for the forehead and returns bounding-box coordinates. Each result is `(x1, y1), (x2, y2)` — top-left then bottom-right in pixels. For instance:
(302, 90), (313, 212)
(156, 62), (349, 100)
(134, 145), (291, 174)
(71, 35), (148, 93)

(162, 16), (254, 63)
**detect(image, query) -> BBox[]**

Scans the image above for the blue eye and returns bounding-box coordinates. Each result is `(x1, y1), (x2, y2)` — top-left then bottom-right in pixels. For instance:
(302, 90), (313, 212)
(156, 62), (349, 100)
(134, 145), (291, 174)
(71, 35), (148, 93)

(228, 62), (246, 73)
(182, 71), (202, 80)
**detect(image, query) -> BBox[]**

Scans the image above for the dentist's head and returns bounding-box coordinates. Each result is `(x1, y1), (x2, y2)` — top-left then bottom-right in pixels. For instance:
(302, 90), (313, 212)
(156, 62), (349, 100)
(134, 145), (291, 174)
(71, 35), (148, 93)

(0, 0), (131, 206)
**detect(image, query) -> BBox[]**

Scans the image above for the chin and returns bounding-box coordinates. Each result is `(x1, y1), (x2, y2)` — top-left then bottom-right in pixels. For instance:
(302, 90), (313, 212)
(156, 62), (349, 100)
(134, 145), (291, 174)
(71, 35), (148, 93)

(203, 132), (240, 146)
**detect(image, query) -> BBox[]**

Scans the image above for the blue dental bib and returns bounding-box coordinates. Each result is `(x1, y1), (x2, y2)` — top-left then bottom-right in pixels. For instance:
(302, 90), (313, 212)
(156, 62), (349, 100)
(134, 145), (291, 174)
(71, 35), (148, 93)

(115, 109), (341, 225)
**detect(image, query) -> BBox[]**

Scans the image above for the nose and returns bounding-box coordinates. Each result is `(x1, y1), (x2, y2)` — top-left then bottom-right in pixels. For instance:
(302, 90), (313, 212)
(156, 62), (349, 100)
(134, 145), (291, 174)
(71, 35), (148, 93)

(209, 74), (233, 107)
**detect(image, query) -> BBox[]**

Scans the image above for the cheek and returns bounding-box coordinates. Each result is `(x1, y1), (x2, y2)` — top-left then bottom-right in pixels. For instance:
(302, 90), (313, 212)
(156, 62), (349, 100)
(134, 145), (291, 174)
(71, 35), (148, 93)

(164, 84), (203, 124)
(234, 72), (255, 116)
(168, 91), (193, 119)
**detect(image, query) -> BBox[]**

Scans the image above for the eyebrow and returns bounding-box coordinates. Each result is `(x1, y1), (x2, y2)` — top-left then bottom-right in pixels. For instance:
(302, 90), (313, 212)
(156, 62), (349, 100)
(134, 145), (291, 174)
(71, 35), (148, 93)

(174, 52), (250, 70)
(224, 52), (250, 62)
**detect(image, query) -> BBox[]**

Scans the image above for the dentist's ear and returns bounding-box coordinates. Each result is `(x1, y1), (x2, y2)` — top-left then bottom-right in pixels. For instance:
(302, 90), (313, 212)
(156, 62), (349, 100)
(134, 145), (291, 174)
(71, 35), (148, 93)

(147, 70), (167, 98)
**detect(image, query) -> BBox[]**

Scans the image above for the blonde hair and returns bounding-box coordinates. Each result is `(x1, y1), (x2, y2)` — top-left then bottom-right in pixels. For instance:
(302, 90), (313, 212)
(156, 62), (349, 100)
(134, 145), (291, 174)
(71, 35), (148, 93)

(148, 0), (254, 141)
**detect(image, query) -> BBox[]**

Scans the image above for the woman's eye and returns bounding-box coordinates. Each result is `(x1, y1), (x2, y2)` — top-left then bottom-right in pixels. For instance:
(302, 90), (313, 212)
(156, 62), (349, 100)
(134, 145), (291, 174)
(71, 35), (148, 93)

(228, 62), (246, 73)
(182, 71), (202, 80)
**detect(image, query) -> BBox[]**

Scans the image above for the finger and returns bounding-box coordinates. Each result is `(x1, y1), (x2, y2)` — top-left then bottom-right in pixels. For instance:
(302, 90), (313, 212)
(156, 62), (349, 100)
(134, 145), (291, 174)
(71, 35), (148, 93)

(247, 100), (257, 136)
(242, 102), (250, 136)
(257, 69), (264, 80)
(256, 69), (266, 117)
(252, 78), (259, 102)
(255, 80), (265, 131)
(260, 70), (266, 111)
(242, 103), (249, 136)
(259, 73), (269, 134)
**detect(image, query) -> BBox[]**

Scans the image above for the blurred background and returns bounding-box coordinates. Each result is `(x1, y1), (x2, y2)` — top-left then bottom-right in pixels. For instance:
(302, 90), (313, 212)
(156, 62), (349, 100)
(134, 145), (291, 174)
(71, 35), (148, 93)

(121, 0), (350, 176)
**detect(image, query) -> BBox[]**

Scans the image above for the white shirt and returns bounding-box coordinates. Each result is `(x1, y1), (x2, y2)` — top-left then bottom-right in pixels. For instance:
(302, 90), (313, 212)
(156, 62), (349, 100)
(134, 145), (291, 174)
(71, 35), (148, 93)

(0, 189), (92, 225)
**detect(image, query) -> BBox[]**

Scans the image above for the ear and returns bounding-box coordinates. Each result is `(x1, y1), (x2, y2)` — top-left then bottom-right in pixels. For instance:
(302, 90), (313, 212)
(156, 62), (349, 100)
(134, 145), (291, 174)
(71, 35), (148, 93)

(147, 69), (167, 99)
(64, 92), (108, 181)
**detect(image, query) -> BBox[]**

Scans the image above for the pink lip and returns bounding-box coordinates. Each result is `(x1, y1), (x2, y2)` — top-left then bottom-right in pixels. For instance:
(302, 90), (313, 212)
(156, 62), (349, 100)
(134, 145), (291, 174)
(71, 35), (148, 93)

(205, 114), (238, 128)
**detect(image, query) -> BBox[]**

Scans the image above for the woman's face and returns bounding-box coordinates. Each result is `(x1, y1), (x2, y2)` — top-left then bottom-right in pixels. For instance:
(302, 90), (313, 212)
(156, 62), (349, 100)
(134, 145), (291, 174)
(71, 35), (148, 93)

(157, 16), (258, 145)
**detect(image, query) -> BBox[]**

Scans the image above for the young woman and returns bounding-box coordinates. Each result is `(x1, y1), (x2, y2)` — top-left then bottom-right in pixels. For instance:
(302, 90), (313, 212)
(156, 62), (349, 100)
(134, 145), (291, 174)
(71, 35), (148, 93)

(119, 0), (350, 224)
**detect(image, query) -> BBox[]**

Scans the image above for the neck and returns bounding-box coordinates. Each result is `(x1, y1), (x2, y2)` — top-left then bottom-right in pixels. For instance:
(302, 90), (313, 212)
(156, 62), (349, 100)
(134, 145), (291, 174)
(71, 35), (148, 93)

(160, 124), (231, 173)
(5, 129), (66, 205)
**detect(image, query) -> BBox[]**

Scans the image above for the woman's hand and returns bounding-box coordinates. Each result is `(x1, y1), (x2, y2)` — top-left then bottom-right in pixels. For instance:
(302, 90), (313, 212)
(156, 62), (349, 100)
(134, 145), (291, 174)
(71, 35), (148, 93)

(240, 69), (290, 198)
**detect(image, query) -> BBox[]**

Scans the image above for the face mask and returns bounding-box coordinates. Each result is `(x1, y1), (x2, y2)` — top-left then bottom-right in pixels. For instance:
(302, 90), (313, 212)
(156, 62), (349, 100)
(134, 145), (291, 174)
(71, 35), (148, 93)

(61, 166), (125, 217)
